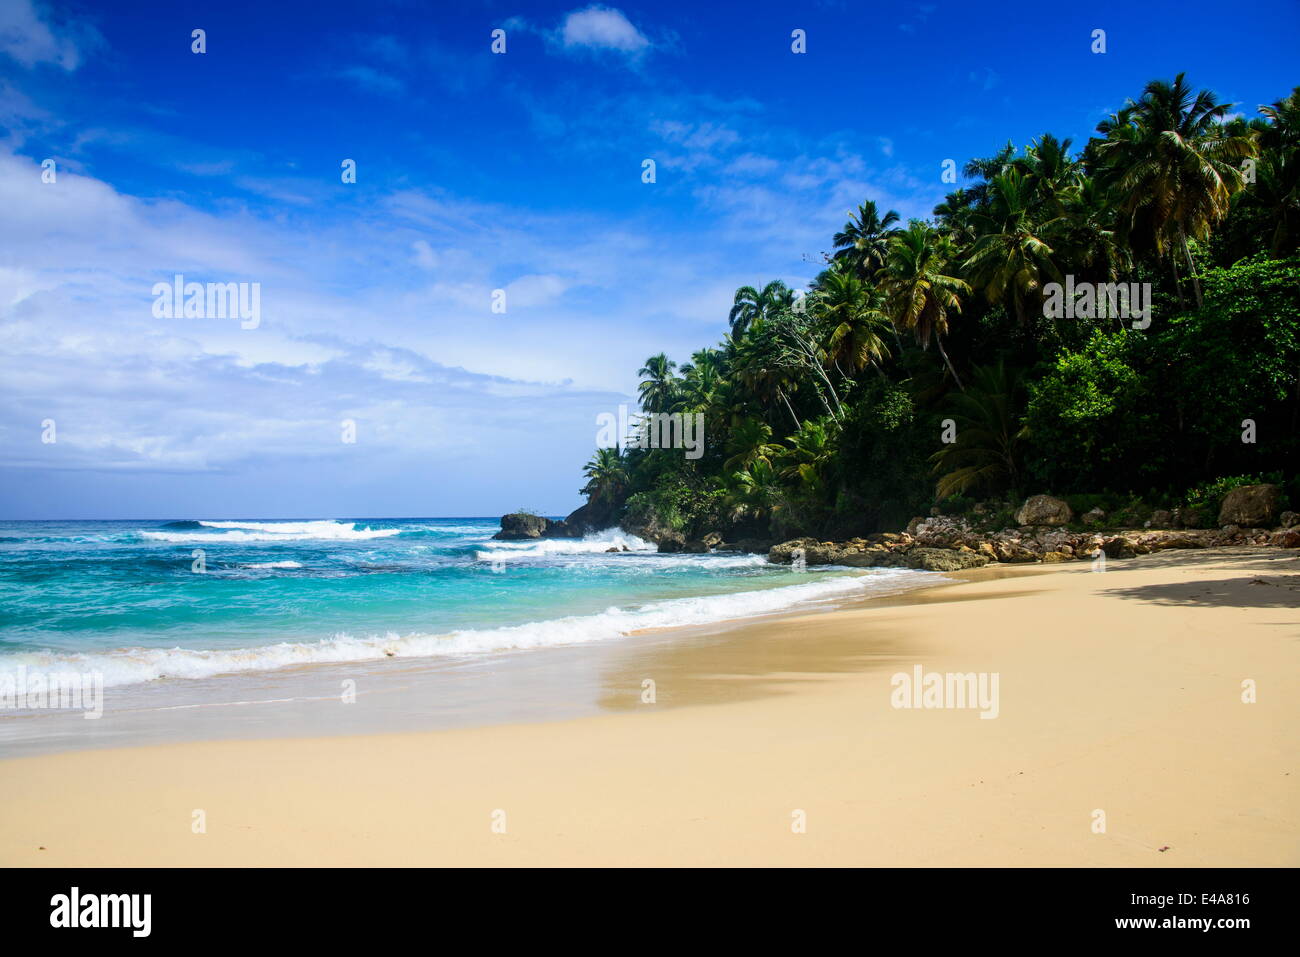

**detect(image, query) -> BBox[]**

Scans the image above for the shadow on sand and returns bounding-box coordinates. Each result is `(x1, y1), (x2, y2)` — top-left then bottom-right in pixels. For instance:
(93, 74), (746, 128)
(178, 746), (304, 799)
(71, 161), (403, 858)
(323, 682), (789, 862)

(1102, 548), (1300, 608)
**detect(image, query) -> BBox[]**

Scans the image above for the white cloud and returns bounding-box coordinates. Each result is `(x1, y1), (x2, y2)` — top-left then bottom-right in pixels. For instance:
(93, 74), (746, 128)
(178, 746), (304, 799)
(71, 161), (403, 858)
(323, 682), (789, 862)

(559, 6), (649, 54)
(0, 0), (89, 70)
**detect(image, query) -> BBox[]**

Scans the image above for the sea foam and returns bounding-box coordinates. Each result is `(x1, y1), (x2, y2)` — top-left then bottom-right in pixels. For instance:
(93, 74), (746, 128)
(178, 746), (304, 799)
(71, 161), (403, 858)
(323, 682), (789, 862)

(0, 568), (932, 689)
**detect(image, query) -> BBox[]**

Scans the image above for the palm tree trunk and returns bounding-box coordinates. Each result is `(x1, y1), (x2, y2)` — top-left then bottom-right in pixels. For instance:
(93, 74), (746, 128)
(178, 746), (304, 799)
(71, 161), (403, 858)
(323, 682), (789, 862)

(935, 336), (965, 391)
(776, 386), (800, 431)
(1178, 228), (1202, 309)
(1171, 257), (1185, 309)
(818, 368), (844, 417)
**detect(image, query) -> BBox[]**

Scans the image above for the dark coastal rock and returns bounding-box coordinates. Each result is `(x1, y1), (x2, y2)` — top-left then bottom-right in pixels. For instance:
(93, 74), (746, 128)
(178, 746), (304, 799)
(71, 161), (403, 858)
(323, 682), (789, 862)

(1015, 495), (1073, 527)
(619, 503), (686, 549)
(494, 512), (550, 540)
(493, 512), (580, 540)
(1218, 484), (1281, 528)
(564, 499), (617, 536)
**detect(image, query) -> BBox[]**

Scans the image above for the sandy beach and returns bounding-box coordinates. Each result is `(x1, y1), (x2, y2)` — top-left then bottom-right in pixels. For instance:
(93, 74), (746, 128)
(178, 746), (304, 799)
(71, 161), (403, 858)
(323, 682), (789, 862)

(2, 547), (1296, 867)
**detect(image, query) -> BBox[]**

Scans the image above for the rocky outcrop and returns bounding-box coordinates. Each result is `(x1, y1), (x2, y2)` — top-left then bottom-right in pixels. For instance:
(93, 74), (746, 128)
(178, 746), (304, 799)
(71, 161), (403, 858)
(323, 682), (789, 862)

(1015, 495), (1073, 527)
(1218, 484), (1282, 528)
(903, 547), (990, 572)
(563, 498), (618, 536)
(620, 508), (685, 550)
(1280, 511), (1299, 528)
(760, 517), (1294, 571)
(493, 512), (578, 540)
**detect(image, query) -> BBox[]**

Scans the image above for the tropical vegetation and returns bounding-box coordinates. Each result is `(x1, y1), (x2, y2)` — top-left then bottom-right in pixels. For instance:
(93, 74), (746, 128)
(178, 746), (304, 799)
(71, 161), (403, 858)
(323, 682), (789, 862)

(580, 76), (1300, 541)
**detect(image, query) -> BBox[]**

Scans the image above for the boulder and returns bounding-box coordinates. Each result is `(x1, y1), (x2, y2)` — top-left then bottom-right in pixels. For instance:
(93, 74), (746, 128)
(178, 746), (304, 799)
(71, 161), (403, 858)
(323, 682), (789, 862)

(1218, 484), (1281, 528)
(1041, 551), (1071, 563)
(903, 547), (990, 572)
(1271, 529), (1300, 548)
(1279, 511), (1299, 529)
(681, 540), (710, 554)
(1015, 495), (1073, 527)
(993, 540), (1038, 563)
(1144, 531), (1207, 551)
(1082, 507), (1106, 526)
(768, 538), (819, 564)
(1147, 509), (1173, 528)
(1102, 536), (1138, 559)
(840, 547), (903, 568)
(621, 509), (686, 549)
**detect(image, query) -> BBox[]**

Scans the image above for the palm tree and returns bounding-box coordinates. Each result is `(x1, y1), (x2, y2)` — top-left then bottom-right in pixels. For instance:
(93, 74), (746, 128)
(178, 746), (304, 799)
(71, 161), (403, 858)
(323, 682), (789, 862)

(636, 353), (679, 414)
(832, 200), (901, 277)
(811, 267), (894, 374)
(928, 362), (1027, 499)
(581, 447), (629, 504)
(962, 169), (1063, 324)
(778, 418), (836, 498)
(727, 458), (786, 523)
(731, 318), (803, 431)
(1091, 73), (1256, 308)
(878, 223), (971, 389)
(677, 348), (725, 414)
(723, 418), (782, 473)
(1240, 87), (1300, 254)
(728, 280), (793, 337)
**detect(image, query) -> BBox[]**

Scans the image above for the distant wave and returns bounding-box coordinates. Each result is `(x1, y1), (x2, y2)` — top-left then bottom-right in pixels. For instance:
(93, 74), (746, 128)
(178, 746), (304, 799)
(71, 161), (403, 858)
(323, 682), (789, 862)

(238, 561), (304, 569)
(476, 527), (655, 560)
(0, 568), (934, 689)
(140, 519), (401, 543)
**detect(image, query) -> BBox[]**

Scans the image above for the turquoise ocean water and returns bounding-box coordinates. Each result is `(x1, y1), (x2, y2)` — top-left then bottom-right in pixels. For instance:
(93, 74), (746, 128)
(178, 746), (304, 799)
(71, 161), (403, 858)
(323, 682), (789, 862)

(0, 517), (930, 691)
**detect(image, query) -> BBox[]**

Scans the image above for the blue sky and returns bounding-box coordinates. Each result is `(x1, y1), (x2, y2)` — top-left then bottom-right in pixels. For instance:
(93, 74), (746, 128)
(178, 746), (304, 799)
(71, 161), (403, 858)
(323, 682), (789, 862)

(2, 0), (1297, 519)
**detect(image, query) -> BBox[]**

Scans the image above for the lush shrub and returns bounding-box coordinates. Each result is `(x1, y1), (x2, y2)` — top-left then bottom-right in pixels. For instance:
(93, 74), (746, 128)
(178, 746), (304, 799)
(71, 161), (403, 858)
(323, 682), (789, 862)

(1023, 330), (1165, 492)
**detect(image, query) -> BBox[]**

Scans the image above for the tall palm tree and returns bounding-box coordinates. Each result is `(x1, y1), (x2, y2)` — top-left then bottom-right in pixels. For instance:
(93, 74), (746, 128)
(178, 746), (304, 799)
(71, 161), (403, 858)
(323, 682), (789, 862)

(1241, 87), (1300, 254)
(812, 267), (893, 373)
(962, 169), (1063, 324)
(581, 447), (629, 504)
(832, 200), (901, 277)
(731, 318), (803, 431)
(636, 353), (679, 414)
(878, 223), (971, 389)
(1091, 73), (1256, 308)
(677, 348), (725, 413)
(728, 280), (793, 337)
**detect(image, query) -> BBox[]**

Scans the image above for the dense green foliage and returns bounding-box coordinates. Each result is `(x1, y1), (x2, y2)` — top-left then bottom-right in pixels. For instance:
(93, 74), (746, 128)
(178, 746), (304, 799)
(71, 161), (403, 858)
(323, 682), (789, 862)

(583, 77), (1300, 539)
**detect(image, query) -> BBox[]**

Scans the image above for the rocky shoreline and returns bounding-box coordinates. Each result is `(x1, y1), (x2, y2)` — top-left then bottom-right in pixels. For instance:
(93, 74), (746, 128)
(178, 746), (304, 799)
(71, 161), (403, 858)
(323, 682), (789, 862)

(494, 485), (1300, 569)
